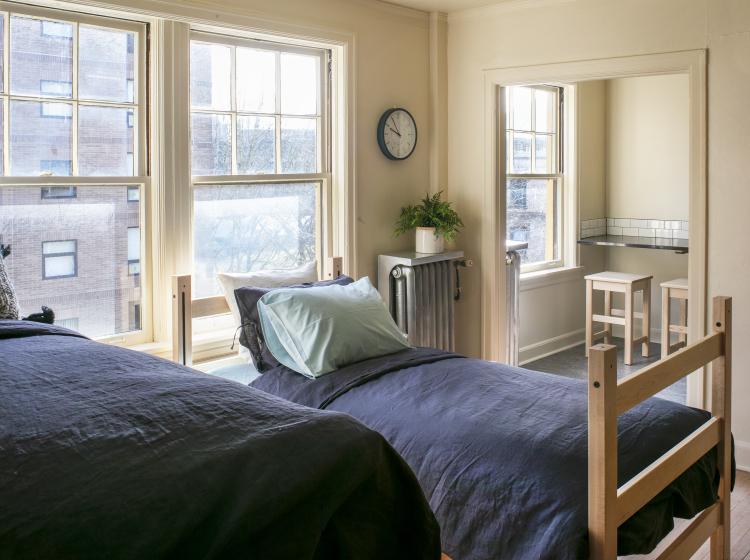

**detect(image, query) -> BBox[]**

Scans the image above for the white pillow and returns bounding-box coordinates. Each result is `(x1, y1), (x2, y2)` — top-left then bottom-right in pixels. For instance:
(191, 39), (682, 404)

(217, 261), (318, 362)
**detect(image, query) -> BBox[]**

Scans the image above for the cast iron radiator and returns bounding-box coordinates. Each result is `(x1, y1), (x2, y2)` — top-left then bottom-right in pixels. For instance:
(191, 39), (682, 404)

(377, 251), (464, 351)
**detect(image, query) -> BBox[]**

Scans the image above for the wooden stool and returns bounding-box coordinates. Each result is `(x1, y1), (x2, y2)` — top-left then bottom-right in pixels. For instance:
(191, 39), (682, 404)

(585, 271), (652, 365)
(660, 278), (688, 358)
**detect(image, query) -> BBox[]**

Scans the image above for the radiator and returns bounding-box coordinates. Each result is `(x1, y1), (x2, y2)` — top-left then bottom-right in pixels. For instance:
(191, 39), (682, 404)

(378, 251), (464, 351)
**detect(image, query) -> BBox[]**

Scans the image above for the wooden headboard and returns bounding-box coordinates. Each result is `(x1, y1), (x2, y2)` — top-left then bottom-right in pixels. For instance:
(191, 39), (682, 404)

(171, 257), (343, 366)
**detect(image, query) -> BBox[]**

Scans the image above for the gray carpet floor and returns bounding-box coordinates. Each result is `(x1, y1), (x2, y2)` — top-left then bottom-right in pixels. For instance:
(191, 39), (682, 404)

(524, 339), (686, 405)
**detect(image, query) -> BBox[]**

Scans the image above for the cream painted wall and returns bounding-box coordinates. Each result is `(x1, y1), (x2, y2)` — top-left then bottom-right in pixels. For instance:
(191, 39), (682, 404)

(447, 0), (750, 467)
(605, 74), (689, 337)
(97, 0), (433, 284)
(606, 74), (690, 221)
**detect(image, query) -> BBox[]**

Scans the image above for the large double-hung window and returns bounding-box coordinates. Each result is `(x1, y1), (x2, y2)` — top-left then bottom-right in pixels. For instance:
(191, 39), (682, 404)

(189, 33), (329, 298)
(0, 3), (147, 340)
(505, 85), (563, 271)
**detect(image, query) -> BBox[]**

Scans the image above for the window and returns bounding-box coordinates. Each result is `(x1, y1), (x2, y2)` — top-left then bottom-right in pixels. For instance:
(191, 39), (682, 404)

(41, 80), (73, 97)
(41, 20), (73, 39)
(127, 226), (140, 275)
(41, 186), (77, 199)
(39, 160), (73, 176)
(190, 33), (328, 297)
(42, 240), (77, 279)
(505, 85), (563, 271)
(127, 186), (139, 202)
(129, 302), (141, 331)
(57, 317), (79, 330)
(0, 6), (147, 341)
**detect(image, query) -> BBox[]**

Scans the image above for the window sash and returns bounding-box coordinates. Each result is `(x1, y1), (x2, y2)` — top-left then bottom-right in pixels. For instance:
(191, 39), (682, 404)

(0, 1), (148, 179)
(189, 30), (329, 178)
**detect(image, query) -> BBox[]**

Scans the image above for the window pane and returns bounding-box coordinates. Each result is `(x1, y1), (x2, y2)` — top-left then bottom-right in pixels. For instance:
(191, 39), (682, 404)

(0, 186), (142, 337)
(191, 113), (231, 175)
(535, 89), (554, 133)
(236, 48), (275, 113)
(510, 132), (531, 174)
(506, 178), (558, 266)
(280, 117), (317, 173)
(127, 227), (140, 261)
(78, 106), (134, 176)
(190, 42), (231, 111)
(281, 53), (319, 115)
(237, 115), (275, 174)
(43, 240), (76, 254)
(10, 100), (73, 176)
(511, 86), (532, 131)
(193, 183), (318, 297)
(10, 16), (73, 98)
(79, 26), (135, 103)
(534, 134), (554, 174)
(44, 254), (76, 278)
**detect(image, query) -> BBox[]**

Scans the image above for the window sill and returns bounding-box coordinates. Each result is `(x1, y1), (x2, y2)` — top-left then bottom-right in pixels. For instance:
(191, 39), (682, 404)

(129, 327), (237, 364)
(520, 265), (584, 292)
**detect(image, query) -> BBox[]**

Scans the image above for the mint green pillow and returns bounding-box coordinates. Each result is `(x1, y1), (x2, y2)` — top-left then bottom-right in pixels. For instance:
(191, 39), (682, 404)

(257, 277), (411, 378)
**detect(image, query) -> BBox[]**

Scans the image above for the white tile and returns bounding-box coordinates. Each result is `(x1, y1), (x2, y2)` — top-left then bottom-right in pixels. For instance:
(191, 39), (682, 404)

(674, 230), (689, 240)
(648, 219), (664, 229)
(607, 226), (622, 236)
(639, 228), (656, 237)
(607, 218), (615, 227)
(666, 220), (681, 230)
(655, 229), (673, 238)
(622, 227), (638, 237)
(680, 220), (689, 230)
(615, 218), (630, 227)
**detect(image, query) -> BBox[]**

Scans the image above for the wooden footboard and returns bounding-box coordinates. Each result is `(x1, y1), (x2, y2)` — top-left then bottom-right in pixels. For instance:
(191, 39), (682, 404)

(588, 296), (732, 560)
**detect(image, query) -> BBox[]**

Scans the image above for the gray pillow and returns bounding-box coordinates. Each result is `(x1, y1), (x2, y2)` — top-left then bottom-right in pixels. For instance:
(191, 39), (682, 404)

(0, 254), (20, 320)
(234, 275), (354, 372)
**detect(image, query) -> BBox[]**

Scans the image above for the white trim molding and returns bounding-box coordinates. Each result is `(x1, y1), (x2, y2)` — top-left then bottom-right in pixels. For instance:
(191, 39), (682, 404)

(519, 328), (584, 366)
(481, 50), (707, 411)
(736, 439), (750, 473)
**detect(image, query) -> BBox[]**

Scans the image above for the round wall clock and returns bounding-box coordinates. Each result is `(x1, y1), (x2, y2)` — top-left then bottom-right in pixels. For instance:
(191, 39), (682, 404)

(377, 108), (417, 160)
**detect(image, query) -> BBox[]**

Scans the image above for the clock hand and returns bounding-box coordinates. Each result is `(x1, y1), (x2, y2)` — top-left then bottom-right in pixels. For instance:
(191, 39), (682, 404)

(390, 116), (401, 135)
(388, 126), (401, 137)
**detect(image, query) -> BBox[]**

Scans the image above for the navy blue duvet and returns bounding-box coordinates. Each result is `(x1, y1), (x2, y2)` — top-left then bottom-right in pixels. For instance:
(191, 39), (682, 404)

(252, 347), (731, 560)
(0, 321), (440, 559)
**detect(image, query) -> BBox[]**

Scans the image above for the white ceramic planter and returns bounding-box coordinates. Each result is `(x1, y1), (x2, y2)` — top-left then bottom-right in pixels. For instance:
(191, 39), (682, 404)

(415, 227), (445, 254)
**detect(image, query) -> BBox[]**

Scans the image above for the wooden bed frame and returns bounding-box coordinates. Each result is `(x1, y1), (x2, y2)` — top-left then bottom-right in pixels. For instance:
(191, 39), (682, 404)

(588, 296), (732, 560)
(171, 267), (732, 560)
(171, 257), (343, 365)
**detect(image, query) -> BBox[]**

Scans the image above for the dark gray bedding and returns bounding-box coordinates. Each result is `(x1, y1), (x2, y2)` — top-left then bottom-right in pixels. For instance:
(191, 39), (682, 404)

(252, 347), (732, 560)
(0, 321), (441, 559)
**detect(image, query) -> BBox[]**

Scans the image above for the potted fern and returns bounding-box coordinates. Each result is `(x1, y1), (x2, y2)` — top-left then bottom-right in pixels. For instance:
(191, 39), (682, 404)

(394, 191), (464, 254)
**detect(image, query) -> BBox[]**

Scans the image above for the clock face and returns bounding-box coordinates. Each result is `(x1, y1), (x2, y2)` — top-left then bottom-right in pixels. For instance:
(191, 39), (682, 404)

(378, 108), (417, 160)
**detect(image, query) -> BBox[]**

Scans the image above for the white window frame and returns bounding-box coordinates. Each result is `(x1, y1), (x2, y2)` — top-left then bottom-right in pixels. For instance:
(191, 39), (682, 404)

(189, 30), (332, 292)
(505, 84), (564, 274)
(0, 1), (151, 345)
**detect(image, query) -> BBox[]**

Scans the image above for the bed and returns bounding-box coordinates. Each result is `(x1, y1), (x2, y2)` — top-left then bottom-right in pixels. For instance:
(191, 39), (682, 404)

(172, 269), (734, 560)
(0, 320), (441, 559)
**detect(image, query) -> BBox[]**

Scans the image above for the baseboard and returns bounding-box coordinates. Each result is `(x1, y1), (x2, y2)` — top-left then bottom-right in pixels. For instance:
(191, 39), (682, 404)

(736, 439), (750, 472)
(519, 328), (585, 365)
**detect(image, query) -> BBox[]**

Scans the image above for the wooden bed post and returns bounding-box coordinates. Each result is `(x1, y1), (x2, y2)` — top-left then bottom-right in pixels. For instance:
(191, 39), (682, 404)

(588, 343), (618, 560)
(172, 275), (192, 366)
(710, 296), (732, 559)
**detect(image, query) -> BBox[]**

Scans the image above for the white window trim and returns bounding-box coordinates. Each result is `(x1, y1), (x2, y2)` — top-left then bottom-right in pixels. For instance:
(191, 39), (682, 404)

(0, 1), (152, 346)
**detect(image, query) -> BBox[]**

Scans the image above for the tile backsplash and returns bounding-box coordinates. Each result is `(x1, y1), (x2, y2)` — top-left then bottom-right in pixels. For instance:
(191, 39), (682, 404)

(580, 218), (689, 240)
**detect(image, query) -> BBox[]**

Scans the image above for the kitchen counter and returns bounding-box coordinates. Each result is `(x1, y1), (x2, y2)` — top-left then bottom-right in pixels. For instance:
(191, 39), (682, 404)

(577, 235), (688, 252)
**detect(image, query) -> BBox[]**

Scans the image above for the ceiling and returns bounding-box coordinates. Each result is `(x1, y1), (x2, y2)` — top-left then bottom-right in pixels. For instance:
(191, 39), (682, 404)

(381, 0), (504, 13)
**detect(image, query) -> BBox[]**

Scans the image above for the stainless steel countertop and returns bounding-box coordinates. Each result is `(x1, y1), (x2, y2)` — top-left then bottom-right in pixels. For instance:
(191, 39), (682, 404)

(577, 235), (688, 252)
